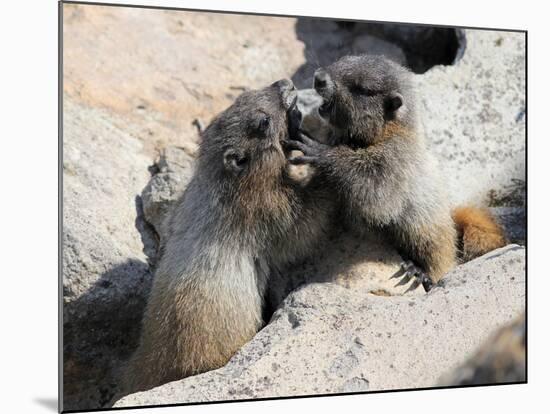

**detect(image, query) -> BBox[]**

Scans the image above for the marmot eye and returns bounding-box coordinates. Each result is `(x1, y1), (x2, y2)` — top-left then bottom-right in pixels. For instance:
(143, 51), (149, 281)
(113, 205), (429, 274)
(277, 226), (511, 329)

(258, 116), (271, 131)
(350, 85), (375, 96)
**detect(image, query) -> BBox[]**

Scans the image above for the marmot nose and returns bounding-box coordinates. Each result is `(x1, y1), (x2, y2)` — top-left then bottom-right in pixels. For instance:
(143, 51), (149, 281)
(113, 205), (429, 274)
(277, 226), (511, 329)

(272, 78), (295, 93)
(314, 69), (331, 90)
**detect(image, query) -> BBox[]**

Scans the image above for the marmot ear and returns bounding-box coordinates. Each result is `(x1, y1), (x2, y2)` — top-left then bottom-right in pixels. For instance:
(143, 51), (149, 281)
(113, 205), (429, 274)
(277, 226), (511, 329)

(223, 148), (248, 176)
(385, 92), (403, 113)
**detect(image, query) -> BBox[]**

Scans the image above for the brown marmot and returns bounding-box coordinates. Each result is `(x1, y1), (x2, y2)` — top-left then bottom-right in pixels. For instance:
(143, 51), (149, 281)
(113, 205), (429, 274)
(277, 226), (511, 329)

(123, 79), (335, 393)
(286, 55), (506, 291)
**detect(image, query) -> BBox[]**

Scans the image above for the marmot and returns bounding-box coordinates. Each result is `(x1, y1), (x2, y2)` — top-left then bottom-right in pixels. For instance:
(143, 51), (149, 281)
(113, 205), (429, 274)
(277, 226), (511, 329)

(286, 55), (506, 291)
(123, 79), (334, 393)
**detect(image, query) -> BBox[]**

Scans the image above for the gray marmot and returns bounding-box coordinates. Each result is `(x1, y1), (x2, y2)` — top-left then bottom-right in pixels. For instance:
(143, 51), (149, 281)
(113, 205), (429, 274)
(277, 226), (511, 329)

(123, 79), (334, 393)
(286, 55), (506, 291)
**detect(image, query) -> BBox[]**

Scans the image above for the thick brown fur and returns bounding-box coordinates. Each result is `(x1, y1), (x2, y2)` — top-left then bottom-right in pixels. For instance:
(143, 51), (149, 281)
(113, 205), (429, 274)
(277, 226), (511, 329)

(453, 206), (507, 262)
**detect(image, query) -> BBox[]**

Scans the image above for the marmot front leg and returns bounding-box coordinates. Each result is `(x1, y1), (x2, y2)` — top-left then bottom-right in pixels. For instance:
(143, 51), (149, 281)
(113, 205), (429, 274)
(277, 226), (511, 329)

(284, 130), (331, 165)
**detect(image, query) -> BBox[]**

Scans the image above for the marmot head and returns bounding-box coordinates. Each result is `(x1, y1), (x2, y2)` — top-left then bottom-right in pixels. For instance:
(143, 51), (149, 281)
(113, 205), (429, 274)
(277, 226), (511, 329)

(199, 79), (297, 182)
(313, 55), (415, 146)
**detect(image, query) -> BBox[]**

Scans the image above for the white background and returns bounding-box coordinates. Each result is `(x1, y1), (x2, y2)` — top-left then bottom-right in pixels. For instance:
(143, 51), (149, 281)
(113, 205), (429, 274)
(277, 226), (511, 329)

(0, 0), (546, 413)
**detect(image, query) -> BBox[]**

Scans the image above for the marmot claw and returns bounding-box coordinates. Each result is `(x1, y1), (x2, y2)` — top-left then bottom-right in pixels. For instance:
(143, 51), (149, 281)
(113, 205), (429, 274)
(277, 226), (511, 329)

(285, 130), (330, 165)
(391, 261), (433, 293)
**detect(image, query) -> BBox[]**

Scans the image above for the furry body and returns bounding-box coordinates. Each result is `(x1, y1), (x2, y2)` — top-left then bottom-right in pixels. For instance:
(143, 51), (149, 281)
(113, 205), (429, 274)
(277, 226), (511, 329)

(124, 80), (334, 393)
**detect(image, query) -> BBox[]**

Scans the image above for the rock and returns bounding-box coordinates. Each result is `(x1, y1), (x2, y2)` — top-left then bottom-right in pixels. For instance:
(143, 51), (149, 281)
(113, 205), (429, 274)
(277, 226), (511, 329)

(63, 4), (306, 156)
(296, 89), (332, 144)
(416, 30), (526, 208)
(63, 97), (155, 410)
(141, 146), (195, 239)
(115, 245), (525, 407)
(267, 230), (426, 313)
(439, 313), (525, 386)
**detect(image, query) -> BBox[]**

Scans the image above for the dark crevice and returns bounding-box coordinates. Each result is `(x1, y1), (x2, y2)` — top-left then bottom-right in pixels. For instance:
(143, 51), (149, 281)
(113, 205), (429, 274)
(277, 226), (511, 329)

(63, 259), (152, 410)
(292, 18), (466, 89)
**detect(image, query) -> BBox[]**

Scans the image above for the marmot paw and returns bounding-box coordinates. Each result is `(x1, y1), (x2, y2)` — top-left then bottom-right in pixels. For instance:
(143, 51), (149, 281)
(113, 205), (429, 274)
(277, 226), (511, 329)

(284, 131), (330, 166)
(391, 261), (434, 293)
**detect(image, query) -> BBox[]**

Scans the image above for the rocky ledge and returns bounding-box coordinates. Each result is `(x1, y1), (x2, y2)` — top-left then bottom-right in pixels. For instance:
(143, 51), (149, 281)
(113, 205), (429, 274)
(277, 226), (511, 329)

(115, 245), (525, 407)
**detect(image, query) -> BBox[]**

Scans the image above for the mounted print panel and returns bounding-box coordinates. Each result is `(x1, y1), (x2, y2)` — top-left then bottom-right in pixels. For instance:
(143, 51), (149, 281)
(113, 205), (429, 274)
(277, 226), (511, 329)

(60, 2), (526, 412)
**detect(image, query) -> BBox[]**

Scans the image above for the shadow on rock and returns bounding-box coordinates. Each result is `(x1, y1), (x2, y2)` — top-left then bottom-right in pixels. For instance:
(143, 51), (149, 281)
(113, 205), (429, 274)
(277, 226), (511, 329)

(63, 259), (153, 411)
(291, 18), (466, 88)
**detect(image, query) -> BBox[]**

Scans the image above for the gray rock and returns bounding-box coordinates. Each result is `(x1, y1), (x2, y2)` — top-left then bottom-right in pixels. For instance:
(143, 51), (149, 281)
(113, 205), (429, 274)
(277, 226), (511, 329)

(63, 97), (154, 410)
(416, 30), (526, 208)
(63, 4), (307, 155)
(114, 245), (525, 407)
(141, 146), (195, 239)
(267, 230), (426, 313)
